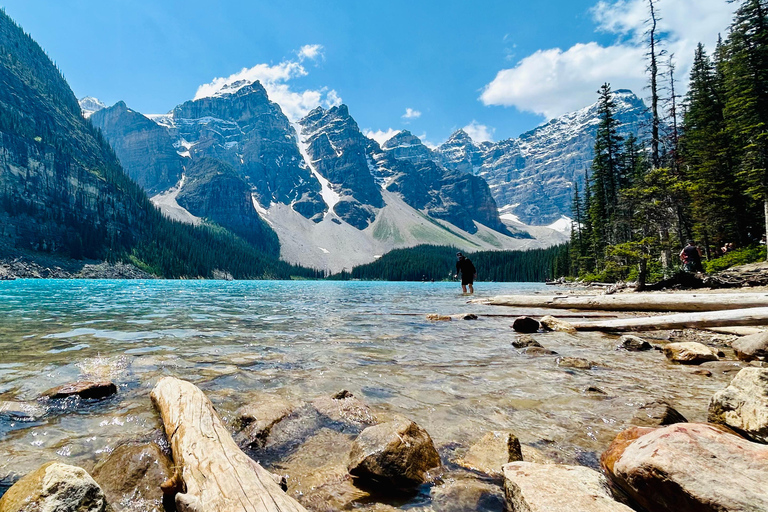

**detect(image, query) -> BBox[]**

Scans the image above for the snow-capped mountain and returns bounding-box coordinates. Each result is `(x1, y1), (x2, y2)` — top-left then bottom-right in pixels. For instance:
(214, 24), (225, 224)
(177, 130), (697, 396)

(431, 89), (651, 225)
(78, 96), (106, 118)
(90, 80), (559, 272)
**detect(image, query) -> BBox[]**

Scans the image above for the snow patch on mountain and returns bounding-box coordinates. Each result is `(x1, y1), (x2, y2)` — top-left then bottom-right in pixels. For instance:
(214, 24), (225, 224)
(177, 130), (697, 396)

(293, 123), (340, 213)
(79, 96), (106, 118)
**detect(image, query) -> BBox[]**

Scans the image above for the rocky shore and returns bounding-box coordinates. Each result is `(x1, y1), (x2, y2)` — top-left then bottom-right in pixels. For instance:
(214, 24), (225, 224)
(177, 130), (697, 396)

(0, 255), (154, 280)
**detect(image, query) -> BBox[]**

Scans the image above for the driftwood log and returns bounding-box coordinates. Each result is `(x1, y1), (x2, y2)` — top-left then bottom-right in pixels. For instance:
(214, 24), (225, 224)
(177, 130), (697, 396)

(473, 293), (768, 312)
(563, 307), (768, 332)
(150, 377), (307, 512)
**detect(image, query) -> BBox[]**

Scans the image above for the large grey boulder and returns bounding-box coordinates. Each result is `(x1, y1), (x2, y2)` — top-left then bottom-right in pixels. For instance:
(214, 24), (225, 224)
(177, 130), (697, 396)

(662, 342), (718, 364)
(348, 415), (440, 488)
(502, 462), (632, 512)
(708, 367), (768, 443)
(732, 331), (768, 361)
(234, 393), (300, 449)
(91, 443), (174, 512)
(601, 423), (768, 512)
(0, 462), (108, 512)
(455, 431), (523, 478)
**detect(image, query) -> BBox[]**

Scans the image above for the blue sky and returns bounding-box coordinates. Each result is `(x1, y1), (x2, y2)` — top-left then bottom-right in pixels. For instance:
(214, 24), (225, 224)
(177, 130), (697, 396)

(2, 0), (735, 145)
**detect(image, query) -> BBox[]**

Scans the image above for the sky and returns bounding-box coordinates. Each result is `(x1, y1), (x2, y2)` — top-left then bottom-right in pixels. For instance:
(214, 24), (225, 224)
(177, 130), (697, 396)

(1, 0), (737, 146)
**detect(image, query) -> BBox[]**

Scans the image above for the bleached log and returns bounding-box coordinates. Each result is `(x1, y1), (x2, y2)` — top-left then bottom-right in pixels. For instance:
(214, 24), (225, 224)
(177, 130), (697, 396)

(566, 307), (768, 332)
(150, 377), (307, 512)
(705, 327), (766, 336)
(473, 293), (768, 312)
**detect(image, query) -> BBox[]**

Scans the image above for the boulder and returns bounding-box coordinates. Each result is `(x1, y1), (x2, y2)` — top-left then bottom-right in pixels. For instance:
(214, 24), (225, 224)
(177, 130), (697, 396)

(312, 390), (377, 429)
(511, 336), (541, 349)
(42, 380), (117, 400)
(0, 462), (108, 512)
(630, 400), (687, 427)
(234, 394), (299, 449)
(708, 367), (768, 443)
(430, 477), (505, 512)
(555, 357), (594, 369)
(91, 442), (174, 511)
(453, 313), (478, 321)
(662, 342), (718, 364)
(455, 431), (523, 478)
(512, 317), (540, 333)
(617, 335), (652, 351)
(348, 415), (441, 488)
(700, 360), (747, 374)
(732, 331), (768, 361)
(502, 462), (632, 512)
(601, 423), (768, 512)
(539, 315), (576, 333)
(522, 346), (558, 356)
(0, 401), (45, 421)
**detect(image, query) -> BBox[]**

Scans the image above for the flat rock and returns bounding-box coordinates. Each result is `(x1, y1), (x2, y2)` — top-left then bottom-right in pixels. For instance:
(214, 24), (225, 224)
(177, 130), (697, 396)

(709, 367), (768, 443)
(42, 380), (117, 400)
(521, 347), (557, 356)
(732, 331), (768, 361)
(699, 360), (747, 374)
(556, 357), (594, 369)
(601, 423), (768, 512)
(0, 401), (46, 421)
(312, 390), (377, 429)
(502, 461), (633, 512)
(427, 314), (452, 321)
(348, 415), (441, 488)
(234, 393), (299, 449)
(512, 317), (540, 333)
(617, 335), (652, 351)
(630, 400), (687, 427)
(662, 342), (718, 364)
(455, 431), (523, 478)
(431, 477), (505, 512)
(91, 442), (174, 512)
(0, 462), (108, 512)
(511, 336), (541, 349)
(539, 315), (576, 333)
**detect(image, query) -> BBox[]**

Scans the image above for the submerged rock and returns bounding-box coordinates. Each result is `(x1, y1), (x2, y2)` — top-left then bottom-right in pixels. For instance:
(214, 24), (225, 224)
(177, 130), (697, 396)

(556, 357), (594, 369)
(511, 317), (540, 334)
(630, 400), (687, 427)
(427, 314), (452, 321)
(431, 477), (505, 512)
(617, 335), (652, 351)
(601, 423), (768, 512)
(699, 360), (748, 374)
(313, 390), (377, 429)
(348, 415), (441, 488)
(662, 342), (718, 364)
(42, 380), (117, 400)
(502, 461), (632, 512)
(732, 331), (768, 361)
(91, 442), (173, 512)
(456, 431), (523, 478)
(0, 462), (108, 512)
(235, 393), (300, 449)
(0, 401), (45, 421)
(511, 336), (541, 349)
(708, 367), (768, 443)
(522, 346), (558, 356)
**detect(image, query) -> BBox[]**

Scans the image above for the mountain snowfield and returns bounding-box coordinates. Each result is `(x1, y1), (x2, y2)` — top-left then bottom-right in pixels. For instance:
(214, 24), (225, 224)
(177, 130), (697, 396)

(82, 81), (647, 272)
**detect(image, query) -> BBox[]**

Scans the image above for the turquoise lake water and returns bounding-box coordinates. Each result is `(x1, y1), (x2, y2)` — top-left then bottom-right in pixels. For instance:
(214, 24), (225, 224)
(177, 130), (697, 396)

(0, 279), (733, 506)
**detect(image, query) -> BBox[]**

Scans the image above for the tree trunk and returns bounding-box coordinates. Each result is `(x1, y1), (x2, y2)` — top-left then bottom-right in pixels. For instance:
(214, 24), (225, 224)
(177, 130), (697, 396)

(566, 307), (768, 331)
(473, 293), (768, 312)
(764, 197), (768, 261)
(150, 377), (307, 512)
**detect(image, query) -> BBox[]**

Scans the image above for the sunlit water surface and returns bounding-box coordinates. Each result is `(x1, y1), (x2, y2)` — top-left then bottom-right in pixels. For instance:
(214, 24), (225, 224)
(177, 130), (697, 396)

(0, 279), (731, 504)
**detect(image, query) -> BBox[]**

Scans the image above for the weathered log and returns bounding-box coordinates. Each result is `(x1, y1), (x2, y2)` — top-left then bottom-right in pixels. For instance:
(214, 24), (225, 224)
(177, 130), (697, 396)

(705, 327), (766, 336)
(150, 376), (307, 512)
(473, 293), (768, 312)
(565, 307), (768, 332)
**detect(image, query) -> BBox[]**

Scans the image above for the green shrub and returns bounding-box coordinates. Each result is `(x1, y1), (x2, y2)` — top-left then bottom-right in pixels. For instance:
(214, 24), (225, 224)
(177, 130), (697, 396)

(704, 245), (766, 273)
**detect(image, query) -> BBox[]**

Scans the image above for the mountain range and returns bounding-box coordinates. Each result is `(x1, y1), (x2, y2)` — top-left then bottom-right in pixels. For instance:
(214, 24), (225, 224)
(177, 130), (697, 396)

(85, 80), (650, 272)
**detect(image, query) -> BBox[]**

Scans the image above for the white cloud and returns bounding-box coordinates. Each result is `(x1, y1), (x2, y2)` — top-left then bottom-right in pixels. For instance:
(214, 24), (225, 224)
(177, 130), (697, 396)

(364, 128), (400, 145)
(402, 108), (422, 119)
(481, 0), (736, 119)
(462, 121), (495, 143)
(298, 44), (324, 62)
(194, 46), (339, 122)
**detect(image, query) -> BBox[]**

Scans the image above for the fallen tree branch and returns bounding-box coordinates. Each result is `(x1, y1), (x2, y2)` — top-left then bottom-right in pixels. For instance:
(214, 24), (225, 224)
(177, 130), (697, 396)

(151, 376), (307, 512)
(563, 307), (768, 332)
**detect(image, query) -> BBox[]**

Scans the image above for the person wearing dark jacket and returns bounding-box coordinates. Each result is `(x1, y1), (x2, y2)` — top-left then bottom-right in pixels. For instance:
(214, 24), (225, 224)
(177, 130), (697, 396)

(679, 240), (704, 273)
(455, 252), (477, 294)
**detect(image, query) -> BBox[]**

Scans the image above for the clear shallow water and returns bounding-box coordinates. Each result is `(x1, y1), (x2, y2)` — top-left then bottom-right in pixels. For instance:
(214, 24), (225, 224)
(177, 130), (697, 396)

(0, 279), (732, 500)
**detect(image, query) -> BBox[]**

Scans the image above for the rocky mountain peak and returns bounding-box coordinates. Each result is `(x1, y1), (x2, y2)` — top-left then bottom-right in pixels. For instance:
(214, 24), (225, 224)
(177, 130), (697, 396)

(381, 130), (433, 164)
(78, 96), (106, 118)
(446, 128), (474, 144)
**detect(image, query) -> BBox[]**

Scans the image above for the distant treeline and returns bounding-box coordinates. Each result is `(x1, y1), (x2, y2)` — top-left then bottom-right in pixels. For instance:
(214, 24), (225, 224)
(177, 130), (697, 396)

(329, 244), (570, 282)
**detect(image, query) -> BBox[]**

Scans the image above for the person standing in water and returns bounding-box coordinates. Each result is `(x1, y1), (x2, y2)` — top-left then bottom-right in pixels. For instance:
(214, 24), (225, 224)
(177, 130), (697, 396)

(455, 252), (477, 294)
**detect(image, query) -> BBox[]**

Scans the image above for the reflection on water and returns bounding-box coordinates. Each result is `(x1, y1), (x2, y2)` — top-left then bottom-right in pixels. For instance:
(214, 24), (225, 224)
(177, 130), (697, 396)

(0, 279), (731, 501)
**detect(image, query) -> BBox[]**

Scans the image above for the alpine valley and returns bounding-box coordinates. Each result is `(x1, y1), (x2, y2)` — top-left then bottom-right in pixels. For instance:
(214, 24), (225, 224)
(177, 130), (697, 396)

(85, 82), (650, 273)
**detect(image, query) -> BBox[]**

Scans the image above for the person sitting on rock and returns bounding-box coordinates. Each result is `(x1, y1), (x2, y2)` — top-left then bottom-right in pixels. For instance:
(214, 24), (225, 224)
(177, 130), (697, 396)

(455, 252), (477, 294)
(680, 240), (704, 273)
